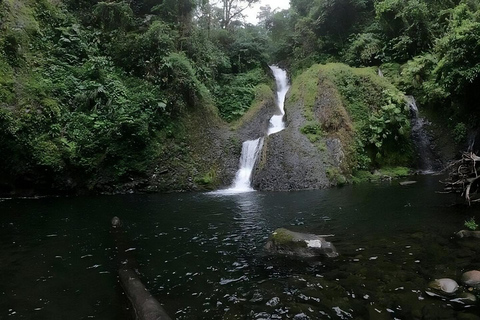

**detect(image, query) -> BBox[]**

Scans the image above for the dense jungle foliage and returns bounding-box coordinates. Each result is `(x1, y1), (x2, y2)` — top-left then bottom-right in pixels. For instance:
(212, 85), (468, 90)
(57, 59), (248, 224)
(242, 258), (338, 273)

(0, 0), (270, 193)
(0, 0), (479, 193)
(264, 0), (480, 141)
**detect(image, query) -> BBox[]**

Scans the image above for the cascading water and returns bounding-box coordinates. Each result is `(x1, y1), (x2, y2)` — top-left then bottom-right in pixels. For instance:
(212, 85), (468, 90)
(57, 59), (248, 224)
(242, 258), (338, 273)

(406, 95), (439, 173)
(213, 66), (289, 194)
(268, 66), (290, 135)
(230, 138), (265, 192)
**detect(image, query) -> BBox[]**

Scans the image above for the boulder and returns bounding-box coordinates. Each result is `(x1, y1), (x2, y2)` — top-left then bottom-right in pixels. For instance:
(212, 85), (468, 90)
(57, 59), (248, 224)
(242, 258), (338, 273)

(427, 278), (459, 295)
(461, 270), (480, 289)
(264, 228), (338, 259)
(452, 292), (477, 305)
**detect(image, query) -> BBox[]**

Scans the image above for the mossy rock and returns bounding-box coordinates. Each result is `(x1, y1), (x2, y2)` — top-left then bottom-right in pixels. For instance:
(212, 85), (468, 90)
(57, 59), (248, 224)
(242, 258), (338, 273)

(265, 228), (338, 259)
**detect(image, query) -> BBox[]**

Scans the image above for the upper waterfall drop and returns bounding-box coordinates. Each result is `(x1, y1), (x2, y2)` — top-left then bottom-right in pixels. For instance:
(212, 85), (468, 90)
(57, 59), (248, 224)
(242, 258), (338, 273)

(268, 66), (290, 135)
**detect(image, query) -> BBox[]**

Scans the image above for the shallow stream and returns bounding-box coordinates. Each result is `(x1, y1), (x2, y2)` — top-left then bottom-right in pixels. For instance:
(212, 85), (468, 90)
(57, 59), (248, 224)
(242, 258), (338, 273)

(1, 175), (479, 319)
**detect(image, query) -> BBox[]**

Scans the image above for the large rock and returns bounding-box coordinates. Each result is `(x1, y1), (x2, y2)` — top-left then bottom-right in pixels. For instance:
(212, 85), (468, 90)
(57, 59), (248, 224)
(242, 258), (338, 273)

(264, 228), (339, 258)
(461, 270), (480, 289)
(427, 278), (459, 295)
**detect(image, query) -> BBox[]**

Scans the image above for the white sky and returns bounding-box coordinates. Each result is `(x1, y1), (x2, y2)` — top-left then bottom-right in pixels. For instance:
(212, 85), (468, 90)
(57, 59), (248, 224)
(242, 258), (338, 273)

(243, 0), (291, 24)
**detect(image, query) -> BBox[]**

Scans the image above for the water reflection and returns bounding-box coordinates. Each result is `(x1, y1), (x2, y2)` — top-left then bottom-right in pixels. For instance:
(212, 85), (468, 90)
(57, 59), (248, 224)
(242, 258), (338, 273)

(1, 177), (480, 319)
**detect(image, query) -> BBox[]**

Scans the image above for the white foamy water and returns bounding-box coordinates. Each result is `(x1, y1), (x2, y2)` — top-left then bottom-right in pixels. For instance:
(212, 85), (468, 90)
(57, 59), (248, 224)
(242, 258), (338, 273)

(212, 138), (264, 195)
(268, 66), (290, 135)
(213, 66), (289, 195)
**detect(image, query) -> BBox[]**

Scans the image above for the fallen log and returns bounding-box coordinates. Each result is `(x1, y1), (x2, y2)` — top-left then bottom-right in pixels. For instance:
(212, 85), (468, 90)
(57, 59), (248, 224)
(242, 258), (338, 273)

(111, 217), (172, 320)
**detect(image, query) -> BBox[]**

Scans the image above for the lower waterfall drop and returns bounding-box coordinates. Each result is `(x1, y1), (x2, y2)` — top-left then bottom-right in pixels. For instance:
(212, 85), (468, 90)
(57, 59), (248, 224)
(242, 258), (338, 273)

(230, 138), (265, 192)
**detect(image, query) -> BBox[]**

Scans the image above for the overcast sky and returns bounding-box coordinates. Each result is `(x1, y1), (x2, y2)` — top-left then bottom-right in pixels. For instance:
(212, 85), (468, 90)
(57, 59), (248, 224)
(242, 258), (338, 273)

(243, 0), (290, 24)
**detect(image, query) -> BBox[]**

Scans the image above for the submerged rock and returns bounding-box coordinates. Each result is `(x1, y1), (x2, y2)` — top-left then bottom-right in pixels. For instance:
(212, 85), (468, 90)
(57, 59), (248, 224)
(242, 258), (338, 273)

(456, 230), (480, 239)
(427, 278), (459, 295)
(264, 228), (338, 258)
(461, 270), (480, 289)
(453, 292), (477, 305)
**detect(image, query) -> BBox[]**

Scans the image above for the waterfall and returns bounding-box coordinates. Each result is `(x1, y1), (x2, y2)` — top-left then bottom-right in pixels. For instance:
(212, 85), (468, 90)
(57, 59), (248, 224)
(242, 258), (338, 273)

(211, 138), (264, 195)
(406, 95), (439, 173)
(230, 138), (265, 192)
(268, 66), (290, 135)
(406, 95), (418, 116)
(212, 66), (289, 195)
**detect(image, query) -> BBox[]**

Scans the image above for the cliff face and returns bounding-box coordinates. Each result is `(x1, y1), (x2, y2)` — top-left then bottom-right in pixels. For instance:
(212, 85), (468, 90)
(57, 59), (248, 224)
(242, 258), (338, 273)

(251, 63), (416, 191)
(252, 101), (333, 191)
(252, 70), (352, 191)
(139, 84), (277, 193)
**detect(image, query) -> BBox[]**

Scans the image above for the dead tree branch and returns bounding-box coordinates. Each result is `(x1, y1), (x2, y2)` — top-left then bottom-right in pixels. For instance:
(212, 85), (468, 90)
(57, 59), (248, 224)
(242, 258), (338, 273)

(440, 152), (480, 205)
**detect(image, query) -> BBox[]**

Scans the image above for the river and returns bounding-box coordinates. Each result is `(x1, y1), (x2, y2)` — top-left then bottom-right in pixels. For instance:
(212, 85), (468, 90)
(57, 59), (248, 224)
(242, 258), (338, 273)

(1, 175), (479, 319)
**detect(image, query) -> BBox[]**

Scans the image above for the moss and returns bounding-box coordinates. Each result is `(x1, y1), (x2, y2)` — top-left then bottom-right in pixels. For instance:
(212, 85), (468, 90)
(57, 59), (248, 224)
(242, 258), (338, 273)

(326, 167), (347, 185)
(300, 121), (324, 143)
(194, 169), (217, 189)
(288, 64), (322, 121)
(352, 166), (411, 183)
(378, 166), (411, 177)
(290, 62), (413, 175)
(0, 57), (15, 103)
(272, 228), (295, 245)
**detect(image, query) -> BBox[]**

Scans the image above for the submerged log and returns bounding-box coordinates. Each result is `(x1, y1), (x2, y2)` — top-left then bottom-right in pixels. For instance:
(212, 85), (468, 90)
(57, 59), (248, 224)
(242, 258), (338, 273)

(119, 269), (172, 320)
(440, 152), (480, 204)
(111, 217), (172, 320)
(456, 230), (480, 239)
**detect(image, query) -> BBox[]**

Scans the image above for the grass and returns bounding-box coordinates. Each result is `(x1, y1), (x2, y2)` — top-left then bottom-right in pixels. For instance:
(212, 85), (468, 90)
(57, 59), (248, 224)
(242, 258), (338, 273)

(352, 166), (411, 183)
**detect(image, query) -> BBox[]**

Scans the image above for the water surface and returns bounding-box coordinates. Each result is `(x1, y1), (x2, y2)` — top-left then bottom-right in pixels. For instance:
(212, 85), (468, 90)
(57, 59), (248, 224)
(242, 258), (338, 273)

(1, 176), (479, 319)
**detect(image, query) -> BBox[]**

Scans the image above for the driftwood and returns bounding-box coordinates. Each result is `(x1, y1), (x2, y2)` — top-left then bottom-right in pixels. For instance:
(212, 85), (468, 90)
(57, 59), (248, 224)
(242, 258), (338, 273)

(440, 152), (480, 204)
(111, 217), (172, 320)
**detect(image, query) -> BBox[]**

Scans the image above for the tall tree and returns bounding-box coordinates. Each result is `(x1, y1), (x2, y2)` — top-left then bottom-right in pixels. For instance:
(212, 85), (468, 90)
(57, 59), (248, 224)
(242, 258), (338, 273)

(221, 0), (259, 28)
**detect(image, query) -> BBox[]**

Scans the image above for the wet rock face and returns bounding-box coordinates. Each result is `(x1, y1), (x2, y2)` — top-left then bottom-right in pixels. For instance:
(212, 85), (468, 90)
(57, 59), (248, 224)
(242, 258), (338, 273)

(236, 99), (278, 142)
(252, 101), (333, 191)
(326, 138), (345, 167)
(264, 228), (338, 259)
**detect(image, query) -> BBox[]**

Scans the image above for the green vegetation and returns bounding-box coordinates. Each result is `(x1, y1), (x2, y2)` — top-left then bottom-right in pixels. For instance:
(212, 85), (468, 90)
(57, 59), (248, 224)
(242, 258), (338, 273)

(2, 0), (479, 194)
(326, 167), (347, 186)
(352, 167), (411, 183)
(0, 0), (271, 193)
(291, 63), (412, 174)
(264, 0), (480, 143)
(465, 217), (479, 231)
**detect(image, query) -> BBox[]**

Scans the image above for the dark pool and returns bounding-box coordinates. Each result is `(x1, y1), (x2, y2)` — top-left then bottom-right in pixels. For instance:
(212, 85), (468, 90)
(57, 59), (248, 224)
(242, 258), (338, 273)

(1, 175), (479, 319)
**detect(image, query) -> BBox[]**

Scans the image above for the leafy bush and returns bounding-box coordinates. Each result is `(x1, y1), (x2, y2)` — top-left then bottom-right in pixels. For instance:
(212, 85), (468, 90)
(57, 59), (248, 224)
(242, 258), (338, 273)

(344, 33), (383, 66)
(453, 122), (467, 144)
(465, 217), (478, 231)
(215, 68), (270, 122)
